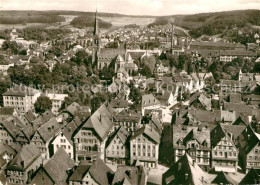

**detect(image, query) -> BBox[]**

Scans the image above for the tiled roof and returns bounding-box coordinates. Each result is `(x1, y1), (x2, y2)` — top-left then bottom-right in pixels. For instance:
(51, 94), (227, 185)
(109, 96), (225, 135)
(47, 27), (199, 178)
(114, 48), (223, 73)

(6, 143), (40, 171)
(162, 153), (209, 185)
(173, 125), (211, 150)
(211, 123), (235, 149)
(37, 117), (62, 143)
(3, 85), (40, 96)
(131, 124), (160, 144)
(238, 125), (260, 155)
(69, 157), (114, 184)
(212, 171), (238, 184)
(142, 94), (160, 107)
(62, 117), (82, 145)
(43, 148), (75, 185)
(0, 107), (14, 115)
(81, 102), (114, 140)
(106, 126), (129, 148)
(114, 109), (141, 123)
(99, 48), (126, 59)
(239, 168), (260, 184)
(112, 165), (147, 185)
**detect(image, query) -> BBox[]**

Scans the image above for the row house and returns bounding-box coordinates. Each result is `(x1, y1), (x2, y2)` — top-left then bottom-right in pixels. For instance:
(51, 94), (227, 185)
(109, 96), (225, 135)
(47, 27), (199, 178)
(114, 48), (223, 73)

(31, 117), (62, 159)
(73, 103), (114, 162)
(130, 124), (160, 168)
(3, 85), (41, 113)
(113, 109), (141, 132)
(172, 125), (211, 171)
(5, 143), (42, 184)
(238, 125), (260, 173)
(105, 126), (129, 164)
(51, 117), (82, 159)
(211, 123), (239, 173)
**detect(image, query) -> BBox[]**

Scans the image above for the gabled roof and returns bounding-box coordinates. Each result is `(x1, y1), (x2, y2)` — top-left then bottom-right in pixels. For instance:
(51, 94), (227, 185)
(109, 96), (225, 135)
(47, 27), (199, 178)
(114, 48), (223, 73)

(106, 126), (129, 148)
(1, 116), (25, 140)
(131, 125), (160, 144)
(142, 94), (160, 107)
(211, 123), (235, 149)
(32, 110), (55, 129)
(3, 85), (40, 96)
(238, 125), (260, 155)
(173, 125), (210, 150)
(239, 168), (260, 184)
(112, 165), (147, 185)
(114, 109), (141, 123)
(162, 153), (209, 185)
(212, 171), (238, 185)
(0, 141), (16, 157)
(80, 102), (114, 140)
(0, 107), (15, 115)
(69, 158), (114, 184)
(37, 117), (62, 143)
(61, 117), (82, 145)
(110, 99), (129, 109)
(6, 143), (40, 171)
(23, 110), (36, 123)
(42, 148), (75, 185)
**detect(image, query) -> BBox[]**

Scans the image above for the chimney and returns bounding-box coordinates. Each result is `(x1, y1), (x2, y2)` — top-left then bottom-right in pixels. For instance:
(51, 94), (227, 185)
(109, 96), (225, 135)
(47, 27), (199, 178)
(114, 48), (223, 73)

(248, 115), (252, 123)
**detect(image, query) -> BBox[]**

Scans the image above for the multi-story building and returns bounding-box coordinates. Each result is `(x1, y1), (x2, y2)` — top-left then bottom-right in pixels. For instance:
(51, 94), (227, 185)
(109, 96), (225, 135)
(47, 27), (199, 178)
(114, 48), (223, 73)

(3, 85), (41, 113)
(141, 94), (161, 116)
(172, 125), (211, 171)
(51, 117), (82, 159)
(238, 125), (260, 173)
(130, 124), (160, 168)
(31, 117), (62, 159)
(73, 103), (114, 162)
(46, 93), (68, 115)
(5, 144), (42, 184)
(219, 50), (256, 62)
(211, 123), (238, 173)
(105, 126), (129, 164)
(0, 116), (26, 145)
(113, 109), (141, 132)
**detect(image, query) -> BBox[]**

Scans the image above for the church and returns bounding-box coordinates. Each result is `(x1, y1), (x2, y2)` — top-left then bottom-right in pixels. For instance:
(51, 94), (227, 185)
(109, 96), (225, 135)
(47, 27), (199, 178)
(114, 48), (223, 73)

(91, 11), (139, 75)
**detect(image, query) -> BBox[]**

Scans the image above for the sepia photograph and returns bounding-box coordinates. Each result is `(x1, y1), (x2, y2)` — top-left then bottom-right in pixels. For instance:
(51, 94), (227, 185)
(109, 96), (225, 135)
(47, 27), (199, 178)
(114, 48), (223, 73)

(0, 0), (259, 184)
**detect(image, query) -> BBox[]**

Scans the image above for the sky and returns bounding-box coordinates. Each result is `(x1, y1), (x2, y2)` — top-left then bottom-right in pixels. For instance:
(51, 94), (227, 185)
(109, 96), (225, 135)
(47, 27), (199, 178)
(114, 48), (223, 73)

(1, 0), (260, 16)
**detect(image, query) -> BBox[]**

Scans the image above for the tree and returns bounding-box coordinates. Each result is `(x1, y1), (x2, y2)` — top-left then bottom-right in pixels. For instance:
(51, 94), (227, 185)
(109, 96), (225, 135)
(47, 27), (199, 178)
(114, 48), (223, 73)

(2, 41), (20, 55)
(34, 96), (52, 114)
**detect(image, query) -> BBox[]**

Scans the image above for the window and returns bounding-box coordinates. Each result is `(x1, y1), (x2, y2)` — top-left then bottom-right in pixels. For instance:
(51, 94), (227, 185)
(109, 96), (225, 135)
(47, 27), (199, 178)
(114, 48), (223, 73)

(254, 149), (258, 154)
(220, 152), (222, 156)
(215, 151), (217, 155)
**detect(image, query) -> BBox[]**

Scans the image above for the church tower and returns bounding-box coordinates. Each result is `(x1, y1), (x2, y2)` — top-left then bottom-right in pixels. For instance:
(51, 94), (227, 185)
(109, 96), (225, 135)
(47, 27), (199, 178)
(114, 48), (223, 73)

(92, 10), (100, 64)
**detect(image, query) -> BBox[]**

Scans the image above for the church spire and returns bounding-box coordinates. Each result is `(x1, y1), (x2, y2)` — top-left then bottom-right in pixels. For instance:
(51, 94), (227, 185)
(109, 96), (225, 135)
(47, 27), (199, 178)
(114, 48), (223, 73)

(93, 9), (99, 36)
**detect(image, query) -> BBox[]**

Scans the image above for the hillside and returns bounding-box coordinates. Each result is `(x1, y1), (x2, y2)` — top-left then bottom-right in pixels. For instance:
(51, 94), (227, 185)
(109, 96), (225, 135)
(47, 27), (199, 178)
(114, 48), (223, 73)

(70, 16), (112, 29)
(172, 9), (260, 38)
(0, 11), (65, 24)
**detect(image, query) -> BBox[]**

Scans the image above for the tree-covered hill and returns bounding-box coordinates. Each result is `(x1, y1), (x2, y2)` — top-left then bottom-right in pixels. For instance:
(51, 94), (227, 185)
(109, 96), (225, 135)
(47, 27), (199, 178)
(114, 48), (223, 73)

(0, 11), (65, 24)
(70, 16), (112, 29)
